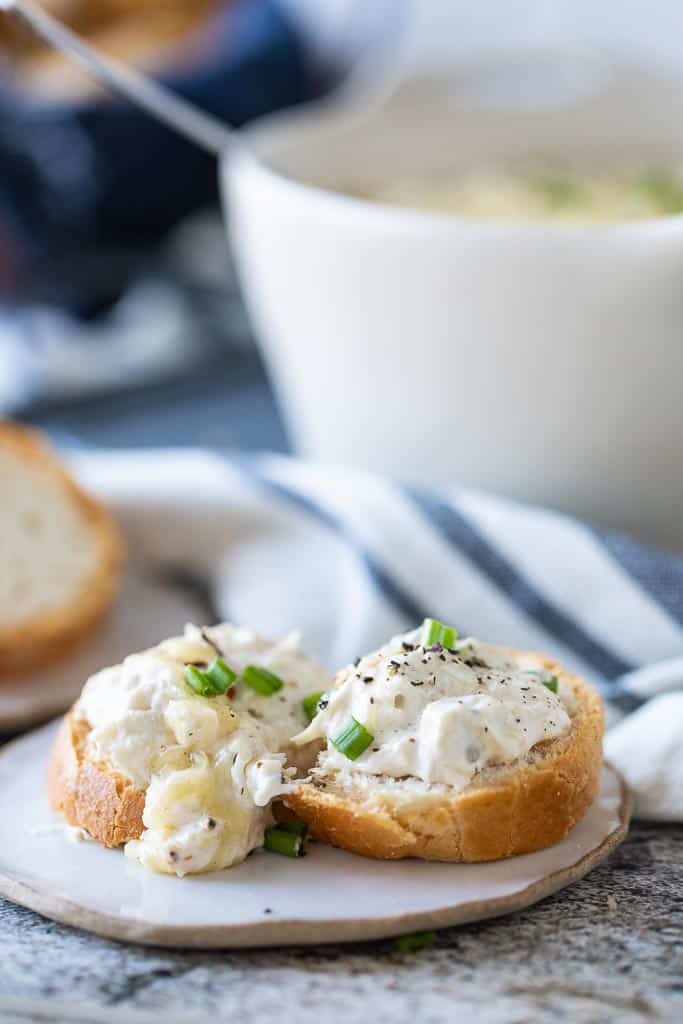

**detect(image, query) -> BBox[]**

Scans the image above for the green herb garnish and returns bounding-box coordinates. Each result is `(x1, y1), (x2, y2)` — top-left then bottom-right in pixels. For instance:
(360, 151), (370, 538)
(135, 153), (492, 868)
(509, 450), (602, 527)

(243, 665), (284, 696)
(185, 658), (237, 697)
(421, 618), (458, 649)
(303, 691), (325, 722)
(523, 669), (559, 694)
(395, 931), (436, 954)
(205, 657), (237, 694)
(184, 665), (215, 697)
(263, 826), (306, 858)
(331, 717), (374, 761)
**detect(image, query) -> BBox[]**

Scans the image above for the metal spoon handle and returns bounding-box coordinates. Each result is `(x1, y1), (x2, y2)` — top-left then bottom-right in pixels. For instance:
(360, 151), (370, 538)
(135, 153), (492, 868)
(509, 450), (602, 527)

(1, 0), (233, 156)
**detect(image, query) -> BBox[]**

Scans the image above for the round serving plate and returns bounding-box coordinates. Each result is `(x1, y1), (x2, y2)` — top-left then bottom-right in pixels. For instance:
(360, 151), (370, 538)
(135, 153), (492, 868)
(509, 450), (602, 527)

(0, 720), (631, 949)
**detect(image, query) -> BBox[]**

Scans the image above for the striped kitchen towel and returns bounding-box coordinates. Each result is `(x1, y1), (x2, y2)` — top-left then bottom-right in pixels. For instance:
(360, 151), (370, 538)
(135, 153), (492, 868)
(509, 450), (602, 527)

(68, 446), (683, 821)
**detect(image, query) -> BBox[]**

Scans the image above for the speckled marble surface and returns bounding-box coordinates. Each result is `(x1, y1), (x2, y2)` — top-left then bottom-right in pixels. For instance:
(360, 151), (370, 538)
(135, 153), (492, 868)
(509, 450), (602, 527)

(1, 821), (681, 1024)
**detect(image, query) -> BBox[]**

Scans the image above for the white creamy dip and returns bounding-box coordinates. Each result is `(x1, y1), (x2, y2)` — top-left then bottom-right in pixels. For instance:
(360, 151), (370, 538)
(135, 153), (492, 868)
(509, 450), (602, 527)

(198, 622), (328, 751)
(75, 622), (328, 875)
(295, 628), (570, 792)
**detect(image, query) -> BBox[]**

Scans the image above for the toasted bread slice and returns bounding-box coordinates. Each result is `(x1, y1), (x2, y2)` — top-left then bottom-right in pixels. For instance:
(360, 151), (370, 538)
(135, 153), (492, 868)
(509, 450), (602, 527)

(0, 423), (123, 675)
(47, 622), (331, 869)
(285, 656), (604, 862)
(47, 710), (145, 847)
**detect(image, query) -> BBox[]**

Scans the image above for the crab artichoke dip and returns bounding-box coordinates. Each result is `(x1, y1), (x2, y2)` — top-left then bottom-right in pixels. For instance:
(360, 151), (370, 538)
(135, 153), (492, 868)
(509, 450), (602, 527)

(69, 623), (329, 875)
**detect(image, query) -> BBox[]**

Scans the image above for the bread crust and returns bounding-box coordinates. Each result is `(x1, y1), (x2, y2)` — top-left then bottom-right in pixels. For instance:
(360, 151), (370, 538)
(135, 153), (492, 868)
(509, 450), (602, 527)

(0, 422), (124, 676)
(47, 710), (145, 847)
(284, 655), (604, 862)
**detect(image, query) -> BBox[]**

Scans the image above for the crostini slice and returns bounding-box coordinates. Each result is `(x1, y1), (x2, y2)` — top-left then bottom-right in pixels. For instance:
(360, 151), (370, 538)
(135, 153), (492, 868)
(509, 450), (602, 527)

(48, 622), (330, 874)
(285, 623), (604, 862)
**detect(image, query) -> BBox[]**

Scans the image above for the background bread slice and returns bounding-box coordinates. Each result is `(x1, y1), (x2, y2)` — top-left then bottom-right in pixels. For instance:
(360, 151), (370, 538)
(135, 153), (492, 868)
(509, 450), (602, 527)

(0, 423), (123, 675)
(285, 656), (604, 862)
(47, 710), (145, 847)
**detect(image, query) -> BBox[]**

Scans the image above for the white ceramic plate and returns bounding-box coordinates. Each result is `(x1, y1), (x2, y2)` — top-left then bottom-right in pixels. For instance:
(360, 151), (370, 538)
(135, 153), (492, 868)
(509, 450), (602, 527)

(0, 721), (630, 949)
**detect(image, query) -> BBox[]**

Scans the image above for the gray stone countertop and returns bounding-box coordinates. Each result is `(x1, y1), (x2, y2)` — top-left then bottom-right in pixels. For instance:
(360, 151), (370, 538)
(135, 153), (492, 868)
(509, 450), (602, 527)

(1, 821), (681, 1024)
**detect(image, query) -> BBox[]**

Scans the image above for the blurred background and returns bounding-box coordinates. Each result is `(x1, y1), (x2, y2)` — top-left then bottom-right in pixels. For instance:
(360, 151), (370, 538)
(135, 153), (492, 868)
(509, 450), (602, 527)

(2, 0), (683, 460)
(0, 0), (331, 450)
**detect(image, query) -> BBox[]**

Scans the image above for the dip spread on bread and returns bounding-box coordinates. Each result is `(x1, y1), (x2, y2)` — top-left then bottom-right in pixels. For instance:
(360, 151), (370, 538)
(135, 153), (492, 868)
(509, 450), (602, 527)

(73, 623), (328, 875)
(295, 621), (570, 792)
(209, 624), (328, 751)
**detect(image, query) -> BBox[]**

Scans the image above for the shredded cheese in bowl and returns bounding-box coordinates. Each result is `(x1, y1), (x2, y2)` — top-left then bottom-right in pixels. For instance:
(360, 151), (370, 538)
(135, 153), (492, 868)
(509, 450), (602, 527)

(362, 166), (683, 222)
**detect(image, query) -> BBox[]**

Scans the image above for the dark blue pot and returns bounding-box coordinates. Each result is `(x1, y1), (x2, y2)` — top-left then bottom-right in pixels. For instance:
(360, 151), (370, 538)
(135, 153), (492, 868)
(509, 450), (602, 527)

(0, 0), (323, 266)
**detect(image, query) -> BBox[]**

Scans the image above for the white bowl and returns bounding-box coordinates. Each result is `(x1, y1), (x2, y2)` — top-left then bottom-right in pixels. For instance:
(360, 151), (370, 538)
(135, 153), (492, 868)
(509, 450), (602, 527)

(224, 58), (683, 548)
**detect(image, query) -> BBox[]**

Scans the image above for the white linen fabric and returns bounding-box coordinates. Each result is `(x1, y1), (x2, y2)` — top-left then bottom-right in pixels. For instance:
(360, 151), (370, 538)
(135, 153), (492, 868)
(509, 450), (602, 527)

(69, 447), (683, 822)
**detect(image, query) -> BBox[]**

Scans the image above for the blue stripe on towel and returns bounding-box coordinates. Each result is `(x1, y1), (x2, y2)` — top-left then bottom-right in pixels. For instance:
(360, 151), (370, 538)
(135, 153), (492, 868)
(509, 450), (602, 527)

(235, 460), (431, 626)
(409, 490), (633, 680)
(605, 685), (645, 713)
(596, 530), (683, 628)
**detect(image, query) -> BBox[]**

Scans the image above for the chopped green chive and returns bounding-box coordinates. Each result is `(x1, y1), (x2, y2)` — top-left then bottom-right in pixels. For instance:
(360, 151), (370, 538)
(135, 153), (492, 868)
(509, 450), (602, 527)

(185, 659), (237, 697)
(523, 669), (559, 694)
(184, 664), (216, 697)
(205, 657), (237, 694)
(243, 665), (284, 696)
(277, 819), (308, 838)
(263, 826), (305, 857)
(421, 618), (458, 649)
(331, 717), (374, 760)
(303, 691), (325, 722)
(395, 930), (436, 954)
